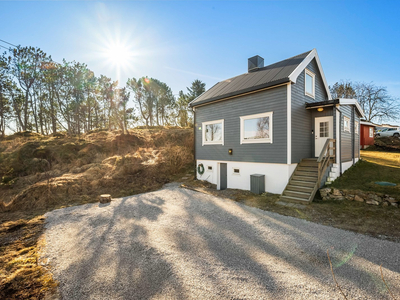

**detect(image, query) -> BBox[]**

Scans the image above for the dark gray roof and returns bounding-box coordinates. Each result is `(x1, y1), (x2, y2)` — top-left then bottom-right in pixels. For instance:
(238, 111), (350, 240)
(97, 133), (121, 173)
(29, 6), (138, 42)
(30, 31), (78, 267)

(190, 50), (312, 107)
(305, 99), (339, 109)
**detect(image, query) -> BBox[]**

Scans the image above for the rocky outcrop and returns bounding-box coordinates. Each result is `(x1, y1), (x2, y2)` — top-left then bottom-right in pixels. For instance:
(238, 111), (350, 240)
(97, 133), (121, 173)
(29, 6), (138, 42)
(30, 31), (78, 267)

(319, 187), (399, 208)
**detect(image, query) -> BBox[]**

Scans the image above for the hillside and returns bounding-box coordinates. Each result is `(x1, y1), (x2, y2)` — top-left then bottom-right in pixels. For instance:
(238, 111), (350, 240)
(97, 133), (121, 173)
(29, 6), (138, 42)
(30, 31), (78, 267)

(0, 129), (194, 214)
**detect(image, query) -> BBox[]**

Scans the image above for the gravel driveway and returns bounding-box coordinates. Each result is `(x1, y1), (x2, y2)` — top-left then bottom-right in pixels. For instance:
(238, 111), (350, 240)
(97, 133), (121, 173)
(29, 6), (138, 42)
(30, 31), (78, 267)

(43, 183), (400, 299)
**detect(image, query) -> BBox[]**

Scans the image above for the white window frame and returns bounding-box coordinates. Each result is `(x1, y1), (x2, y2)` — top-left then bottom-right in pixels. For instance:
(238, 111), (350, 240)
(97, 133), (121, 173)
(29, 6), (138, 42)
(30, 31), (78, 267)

(240, 112), (273, 144)
(232, 167), (240, 175)
(369, 127), (374, 138)
(304, 69), (315, 98)
(202, 119), (224, 146)
(344, 116), (350, 132)
(355, 121), (359, 134)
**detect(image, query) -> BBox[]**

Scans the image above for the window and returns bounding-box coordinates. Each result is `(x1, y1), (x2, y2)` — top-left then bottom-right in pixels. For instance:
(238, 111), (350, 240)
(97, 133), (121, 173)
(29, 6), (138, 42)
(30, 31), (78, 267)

(355, 121), (359, 134)
(240, 112), (273, 144)
(319, 121), (329, 137)
(202, 119), (224, 145)
(369, 127), (374, 138)
(233, 168), (240, 175)
(344, 116), (350, 132)
(305, 69), (315, 98)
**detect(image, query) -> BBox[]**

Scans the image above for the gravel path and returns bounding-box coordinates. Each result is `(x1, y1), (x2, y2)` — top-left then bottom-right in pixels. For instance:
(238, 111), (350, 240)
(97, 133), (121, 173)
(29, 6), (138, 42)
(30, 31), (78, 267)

(42, 183), (400, 299)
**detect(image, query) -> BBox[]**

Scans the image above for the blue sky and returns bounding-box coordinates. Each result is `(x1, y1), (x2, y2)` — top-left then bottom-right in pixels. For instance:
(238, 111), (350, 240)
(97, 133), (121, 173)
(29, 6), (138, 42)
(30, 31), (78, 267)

(1, 0), (399, 121)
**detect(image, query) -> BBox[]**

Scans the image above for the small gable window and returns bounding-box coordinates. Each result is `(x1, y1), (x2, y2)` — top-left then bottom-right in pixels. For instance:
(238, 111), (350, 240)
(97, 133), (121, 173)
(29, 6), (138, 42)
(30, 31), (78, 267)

(305, 69), (315, 98)
(344, 116), (350, 132)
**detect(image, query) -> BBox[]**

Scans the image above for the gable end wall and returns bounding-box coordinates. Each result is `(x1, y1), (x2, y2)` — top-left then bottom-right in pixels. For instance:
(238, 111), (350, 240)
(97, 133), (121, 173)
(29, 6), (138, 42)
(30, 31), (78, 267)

(291, 58), (329, 163)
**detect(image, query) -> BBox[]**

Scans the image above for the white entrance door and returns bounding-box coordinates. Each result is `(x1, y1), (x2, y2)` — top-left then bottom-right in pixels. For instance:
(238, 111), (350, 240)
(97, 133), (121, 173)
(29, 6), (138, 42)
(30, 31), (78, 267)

(315, 116), (333, 157)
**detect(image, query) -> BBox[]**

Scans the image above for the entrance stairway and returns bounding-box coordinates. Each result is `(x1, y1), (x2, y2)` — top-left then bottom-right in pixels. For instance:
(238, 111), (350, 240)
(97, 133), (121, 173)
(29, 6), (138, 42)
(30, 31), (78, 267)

(280, 158), (319, 204)
(280, 139), (336, 204)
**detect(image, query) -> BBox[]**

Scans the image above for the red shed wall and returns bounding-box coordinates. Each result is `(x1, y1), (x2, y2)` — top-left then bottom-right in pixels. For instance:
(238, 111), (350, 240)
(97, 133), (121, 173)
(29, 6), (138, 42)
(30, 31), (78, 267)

(360, 124), (374, 148)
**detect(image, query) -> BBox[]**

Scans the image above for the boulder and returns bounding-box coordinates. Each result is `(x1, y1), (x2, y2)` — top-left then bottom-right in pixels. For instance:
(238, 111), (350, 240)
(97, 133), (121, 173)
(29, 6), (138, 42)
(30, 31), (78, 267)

(332, 188), (342, 196)
(330, 195), (345, 201)
(368, 194), (382, 202)
(354, 195), (364, 202)
(366, 199), (380, 206)
(345, 194), (355, 201)
(320, 188), (331, 198)
(386, 197), (398, 203)
(391, 202), (399, 208)
(383, 202), (389, 207)
(99, 194), (112, 204)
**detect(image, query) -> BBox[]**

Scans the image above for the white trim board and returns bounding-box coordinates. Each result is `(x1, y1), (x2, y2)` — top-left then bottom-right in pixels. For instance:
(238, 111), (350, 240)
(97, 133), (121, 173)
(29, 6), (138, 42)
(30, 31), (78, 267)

(287, 83), (292, 165)
(338, 98), (365, 119)
(288, 48), (332, 100)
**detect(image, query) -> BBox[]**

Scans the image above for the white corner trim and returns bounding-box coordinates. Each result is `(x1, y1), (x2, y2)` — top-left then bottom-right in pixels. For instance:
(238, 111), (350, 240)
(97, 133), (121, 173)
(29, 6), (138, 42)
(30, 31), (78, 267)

(202, 119), (224, 146)
(239, 112), (273, 144)
(338, 98), (366, 119)
(335, 107), (341, 165)
(287, 83), (292, 165)
(288, 48), (332, 100)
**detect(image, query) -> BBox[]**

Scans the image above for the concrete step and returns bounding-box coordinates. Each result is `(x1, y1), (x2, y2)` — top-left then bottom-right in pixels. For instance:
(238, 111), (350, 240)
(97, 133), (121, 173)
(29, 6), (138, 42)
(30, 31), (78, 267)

(283, 190), (311, 199)
(329, 172), (338, 178)
(290, 180), (316, 187)
(295, 171), (318, 177)
(292, 175), (318, 182)
(286, 185), (314, 193)
(280, 195), (311, 204)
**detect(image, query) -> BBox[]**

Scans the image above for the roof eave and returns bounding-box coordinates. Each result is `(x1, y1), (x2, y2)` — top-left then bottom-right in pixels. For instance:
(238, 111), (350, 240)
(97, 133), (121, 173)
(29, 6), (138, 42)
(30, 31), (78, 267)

(288, 49), (332, 100)
(189, 78), (290, 108)
(338, 98), (366, 119)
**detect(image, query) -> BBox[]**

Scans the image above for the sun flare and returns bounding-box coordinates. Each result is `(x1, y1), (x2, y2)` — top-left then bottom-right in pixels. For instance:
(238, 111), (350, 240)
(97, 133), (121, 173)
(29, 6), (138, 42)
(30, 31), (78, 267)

(105, 43), (133, 66)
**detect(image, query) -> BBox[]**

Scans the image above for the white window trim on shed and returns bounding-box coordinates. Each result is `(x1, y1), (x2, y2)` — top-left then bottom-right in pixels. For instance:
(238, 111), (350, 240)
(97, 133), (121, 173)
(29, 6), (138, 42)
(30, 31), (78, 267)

(240, 111), (273, 144)
(344, 116), (350, 132)
(369, 127), (374, 138)
(304, 69), (315, 98)
(202, 119), (224, 146)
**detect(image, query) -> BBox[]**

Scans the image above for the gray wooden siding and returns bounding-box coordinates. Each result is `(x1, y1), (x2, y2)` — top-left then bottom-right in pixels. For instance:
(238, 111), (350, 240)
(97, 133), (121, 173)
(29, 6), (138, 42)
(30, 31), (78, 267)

(195, 85), (287, 164)
(291, 58), (329, 162)
(340, 105), (353, 162)
(354, 111), (360, 158)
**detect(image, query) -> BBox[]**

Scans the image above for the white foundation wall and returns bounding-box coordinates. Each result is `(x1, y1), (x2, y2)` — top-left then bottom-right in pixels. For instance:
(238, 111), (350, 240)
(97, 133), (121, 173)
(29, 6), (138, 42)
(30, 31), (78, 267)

(341, 158), (358, 174)
(196, 160), (297, 194)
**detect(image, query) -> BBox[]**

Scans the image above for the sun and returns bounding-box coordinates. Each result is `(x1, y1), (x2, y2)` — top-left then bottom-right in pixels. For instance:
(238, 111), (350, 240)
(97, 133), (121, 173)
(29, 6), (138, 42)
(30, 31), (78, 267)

(105, 43), (133, 66)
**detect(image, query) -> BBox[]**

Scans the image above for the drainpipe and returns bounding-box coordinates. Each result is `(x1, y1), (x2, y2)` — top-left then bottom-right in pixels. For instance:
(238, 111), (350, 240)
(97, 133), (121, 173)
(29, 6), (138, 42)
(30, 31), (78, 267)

(336, 106), (342, 175)
(193, 107), (197, 180)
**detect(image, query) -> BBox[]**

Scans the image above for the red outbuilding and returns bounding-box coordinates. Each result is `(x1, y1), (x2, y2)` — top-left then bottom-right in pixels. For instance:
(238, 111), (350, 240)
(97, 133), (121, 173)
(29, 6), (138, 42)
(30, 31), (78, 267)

(360, 121), (375, 149)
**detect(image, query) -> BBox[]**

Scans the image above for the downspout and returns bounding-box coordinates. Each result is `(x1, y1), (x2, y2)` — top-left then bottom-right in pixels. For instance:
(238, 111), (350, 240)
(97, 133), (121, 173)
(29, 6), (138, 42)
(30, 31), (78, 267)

(335, 106), (342, 175)
(193, 107), (197, 180)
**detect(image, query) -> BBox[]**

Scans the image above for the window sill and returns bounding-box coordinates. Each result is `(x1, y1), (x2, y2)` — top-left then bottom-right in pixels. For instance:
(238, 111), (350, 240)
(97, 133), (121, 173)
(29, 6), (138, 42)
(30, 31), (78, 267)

(240, 139), (272, 144)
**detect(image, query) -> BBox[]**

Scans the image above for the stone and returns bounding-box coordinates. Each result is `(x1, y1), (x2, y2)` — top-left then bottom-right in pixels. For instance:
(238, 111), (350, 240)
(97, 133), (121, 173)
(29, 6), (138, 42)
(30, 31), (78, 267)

(383, 202), (389, 207)
(330, 195), (345, 201)
(319, 188), (331, 198)
(386, 197), (398, 203)
(345, 195), (355, 201)
(391, 202), (399, 208)
(354, 195), (364, 202)
(368, 194), (382, 202)
(99, 194), (111, 203)
(366, 199), (380, 206)
(322, 196), (329, 201)
(332, 188), (342, 196)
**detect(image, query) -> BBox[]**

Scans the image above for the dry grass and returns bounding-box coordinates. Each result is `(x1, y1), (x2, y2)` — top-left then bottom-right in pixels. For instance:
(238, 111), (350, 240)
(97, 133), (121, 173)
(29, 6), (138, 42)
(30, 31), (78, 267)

(0, 128), (194, 299)
(361, 151), (400, 169)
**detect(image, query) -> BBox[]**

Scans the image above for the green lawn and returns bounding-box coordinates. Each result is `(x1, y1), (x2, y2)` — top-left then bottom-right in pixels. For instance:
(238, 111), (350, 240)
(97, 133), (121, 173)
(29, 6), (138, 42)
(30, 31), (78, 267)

(330, 151), (400, 196)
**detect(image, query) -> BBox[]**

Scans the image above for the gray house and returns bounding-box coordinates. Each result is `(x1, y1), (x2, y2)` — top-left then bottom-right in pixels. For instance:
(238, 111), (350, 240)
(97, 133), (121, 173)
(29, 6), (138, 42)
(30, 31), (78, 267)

(189, 49), (364, 203)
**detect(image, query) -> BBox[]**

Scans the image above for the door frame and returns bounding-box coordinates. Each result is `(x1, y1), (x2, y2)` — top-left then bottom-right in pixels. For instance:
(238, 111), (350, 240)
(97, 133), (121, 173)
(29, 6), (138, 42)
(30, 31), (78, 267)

(217, 162), (227, 190)
(315, 116), (333, 157)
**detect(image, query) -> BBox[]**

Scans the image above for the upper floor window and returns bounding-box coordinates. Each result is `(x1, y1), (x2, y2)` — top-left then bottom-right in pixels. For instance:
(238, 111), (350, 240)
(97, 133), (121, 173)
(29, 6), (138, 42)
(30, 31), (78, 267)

(355, 121), (359, 134)
(369, 127), (374, 138)
(202, 119), (224, 145)
(305, 69), (315, 98)
(240, 112), (273, 144)
(344, 116), (350, 132)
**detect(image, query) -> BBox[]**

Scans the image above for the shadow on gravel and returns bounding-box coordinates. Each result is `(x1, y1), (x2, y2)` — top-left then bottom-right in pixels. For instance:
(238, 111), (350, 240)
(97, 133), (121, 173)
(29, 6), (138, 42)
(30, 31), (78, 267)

(50, 194), (186, 299)
(171, 188), (400, 297)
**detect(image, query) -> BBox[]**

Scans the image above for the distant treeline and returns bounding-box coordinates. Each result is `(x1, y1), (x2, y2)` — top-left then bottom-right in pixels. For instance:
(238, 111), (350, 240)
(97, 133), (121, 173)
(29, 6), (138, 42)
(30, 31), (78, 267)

(0, 46), (205, 136)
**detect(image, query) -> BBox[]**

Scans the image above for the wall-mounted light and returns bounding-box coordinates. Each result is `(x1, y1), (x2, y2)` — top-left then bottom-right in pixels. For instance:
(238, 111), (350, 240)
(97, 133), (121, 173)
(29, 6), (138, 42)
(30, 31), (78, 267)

(317, 107), (324, 112)
(228, 149), (233, 155)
